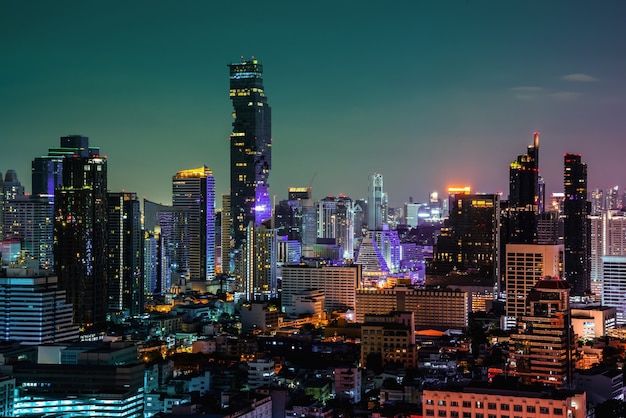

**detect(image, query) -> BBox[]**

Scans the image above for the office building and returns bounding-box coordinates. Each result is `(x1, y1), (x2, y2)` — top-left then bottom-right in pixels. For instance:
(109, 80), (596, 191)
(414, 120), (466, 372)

(508, 277), (575, 388)
(504, 243), (564, 330)
(429, 192), (500, 284)
(172, 166), (215, 290)
(504, 133), (540, 245)
(107, 192), (143, 316)
(0, 264), (79, 344)
(317, 195), (355, 259)
(2, 195), (54, 269)
(229, 58), (272, 249)
(602, 255), (626, 325)
(53, 135), (108, 329)
(368, 173), (384, 230)
(9, 342), (144, 417)
(590, 210), (626, 301)
(281, 264), (361, 314)
(563, 153), (591, 295)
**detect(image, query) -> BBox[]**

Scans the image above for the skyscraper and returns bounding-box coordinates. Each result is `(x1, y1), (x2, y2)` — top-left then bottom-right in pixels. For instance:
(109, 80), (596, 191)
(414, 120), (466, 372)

(107, 192), (143, 316)
(563, 153), (591, 295)
(53, 135), (108, 329)
(229, 58), (272, 249)
(317, 196), (355, 260)
(504, 132), (540, 245)
(368, 173), (384, 230)
(429, 192), (500, 284)
(172, 166), (215, 290)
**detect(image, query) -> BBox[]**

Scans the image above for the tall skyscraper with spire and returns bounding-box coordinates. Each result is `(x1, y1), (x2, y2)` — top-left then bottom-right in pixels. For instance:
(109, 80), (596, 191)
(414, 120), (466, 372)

(563, 153), (591, 295)
(228, 58), (272, 250)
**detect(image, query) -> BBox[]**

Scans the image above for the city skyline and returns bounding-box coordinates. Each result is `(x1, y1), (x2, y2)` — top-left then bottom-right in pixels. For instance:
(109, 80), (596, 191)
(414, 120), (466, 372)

(2, 1), (626, 208)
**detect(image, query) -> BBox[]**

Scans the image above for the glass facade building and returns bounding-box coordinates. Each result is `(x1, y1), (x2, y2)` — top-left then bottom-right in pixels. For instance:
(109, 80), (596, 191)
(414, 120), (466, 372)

(228, 59), (272, 249)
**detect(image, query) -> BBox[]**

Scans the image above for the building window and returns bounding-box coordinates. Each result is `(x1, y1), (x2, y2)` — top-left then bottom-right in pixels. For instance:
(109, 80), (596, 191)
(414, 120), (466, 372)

(426, 409), (434, 416)
(439, 400), (446, 406)
(451, 401), (459, 407)
(501, 404), (510, 411)
(487, 403), (496, 410)
(526, 406), (535, 413)
(553, 408), (563, 415)
(438, 411), (447, 417)
(463, 401), (471, 408)
(513, 405), (522, 412)
(539, 406), (549, 414)
(451, 412), (459, 417)
(463, 413), (471, 418)
(426, 399), (434, 405)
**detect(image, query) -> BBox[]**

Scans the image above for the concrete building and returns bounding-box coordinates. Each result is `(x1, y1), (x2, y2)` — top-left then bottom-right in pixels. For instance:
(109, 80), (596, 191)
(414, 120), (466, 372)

(0, 265), (79, 344)
(361, 311), (418, 368)
(240, 301), (279, 334)
(355, 285), (468, 328)
(334, 366), (361, 403)
(504, 243), (564, 330)
(570, 305), (616, 340)
(247, 357), (275, 389)
(508, 277), (575, 388)
(423, 384), (586, 418)
(281, 264), (360, 314)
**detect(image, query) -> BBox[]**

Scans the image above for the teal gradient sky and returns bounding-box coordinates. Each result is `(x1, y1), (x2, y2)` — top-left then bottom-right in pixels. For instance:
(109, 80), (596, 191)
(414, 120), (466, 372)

(1, 1), (625, 208)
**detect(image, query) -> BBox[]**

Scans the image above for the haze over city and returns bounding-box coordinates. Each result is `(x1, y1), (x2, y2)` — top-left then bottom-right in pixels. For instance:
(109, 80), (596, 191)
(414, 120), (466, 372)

(2, 1), (625, 207)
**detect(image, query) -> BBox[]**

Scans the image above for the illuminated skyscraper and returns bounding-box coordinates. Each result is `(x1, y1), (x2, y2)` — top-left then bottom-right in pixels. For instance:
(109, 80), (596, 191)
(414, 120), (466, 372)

(563, 153), (591, 295)
(107, 192), (143, 316)
(368, 173), (384, 230)
(504, 132), (540, 245)
(53, 135), (108, 328)
(229, 58), (272, 249)
(172, 166), (215, 290)
(429, 192), (500, 284)
(318, 196), (355, 259)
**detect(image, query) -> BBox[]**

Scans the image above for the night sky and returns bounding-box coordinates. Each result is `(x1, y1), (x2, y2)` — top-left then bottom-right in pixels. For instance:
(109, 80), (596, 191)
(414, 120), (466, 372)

(2, 1), (625, 208)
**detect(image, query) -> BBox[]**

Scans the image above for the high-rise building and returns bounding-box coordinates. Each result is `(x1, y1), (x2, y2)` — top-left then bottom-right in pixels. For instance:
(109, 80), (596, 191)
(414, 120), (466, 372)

(220, 194), (232, 275)
(508, 277), (575, 388)
(429, 192), (500, 284)
(0, 169), (26, 240)
(317, 196), (355, 260)
(53, 135), (108, 329)
(368, 173), (384, 230)
(590, 210), (626, 299)
(0, 264), (79, 344)
(503, 133), (540, 246)
(172, 166), (215, 290)
(2, 195), (54, 269)
(602, 255), (626, 325)
(504, 243), (564, 330)
(229, 58), (272, 249)
(107, 192), (143, 316)
(361, 311), (418, 368)
(563, 153), (591, 295)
